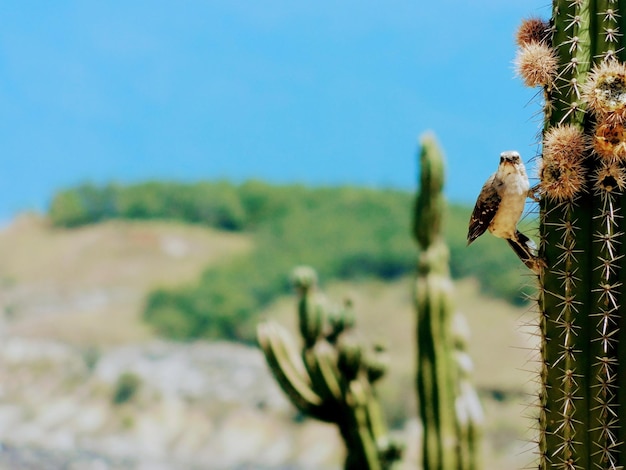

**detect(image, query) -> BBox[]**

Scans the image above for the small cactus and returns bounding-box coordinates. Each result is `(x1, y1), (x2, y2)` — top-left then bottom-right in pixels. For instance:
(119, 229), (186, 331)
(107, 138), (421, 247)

(514, 3), (626, 468)
(257, 267), (402, 470)
(413, 133), (483, 470)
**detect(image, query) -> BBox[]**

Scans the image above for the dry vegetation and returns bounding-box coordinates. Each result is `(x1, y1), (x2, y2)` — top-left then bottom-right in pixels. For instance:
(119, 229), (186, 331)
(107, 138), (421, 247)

(0, 214), (252, 346)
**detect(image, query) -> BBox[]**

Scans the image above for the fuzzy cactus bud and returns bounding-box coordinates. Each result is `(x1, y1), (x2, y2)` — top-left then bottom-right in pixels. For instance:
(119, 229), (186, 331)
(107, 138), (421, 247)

(516, 17), (551, 46)
(516, 42), (559, 88)
(539, 124), (588, 200)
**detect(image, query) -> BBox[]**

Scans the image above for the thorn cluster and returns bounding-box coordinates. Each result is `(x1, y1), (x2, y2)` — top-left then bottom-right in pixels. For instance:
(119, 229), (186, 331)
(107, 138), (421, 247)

(583, 61), (626, 122)
(593, 160), (626, 194)
(516, 42), (559, 88)
(539, 124), (588, 200)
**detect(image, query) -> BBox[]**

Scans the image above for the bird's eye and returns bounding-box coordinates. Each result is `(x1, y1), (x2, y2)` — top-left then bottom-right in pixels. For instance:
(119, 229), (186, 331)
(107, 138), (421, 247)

(500, 156), (505, 163)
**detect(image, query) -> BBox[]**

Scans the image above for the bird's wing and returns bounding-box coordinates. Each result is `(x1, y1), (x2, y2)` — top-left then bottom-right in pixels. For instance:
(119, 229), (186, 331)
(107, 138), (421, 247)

(467, 174), (500, 245)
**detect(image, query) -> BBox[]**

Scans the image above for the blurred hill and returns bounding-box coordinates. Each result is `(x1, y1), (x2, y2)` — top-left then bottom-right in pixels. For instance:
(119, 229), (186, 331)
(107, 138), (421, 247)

(0, 215), (252, 346)
(0, 209), (540, 469)
(47, 181), (536, 344)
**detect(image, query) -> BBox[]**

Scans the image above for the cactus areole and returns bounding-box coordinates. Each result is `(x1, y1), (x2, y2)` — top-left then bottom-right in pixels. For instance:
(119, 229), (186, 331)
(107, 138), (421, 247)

(515, 2), (626, 468)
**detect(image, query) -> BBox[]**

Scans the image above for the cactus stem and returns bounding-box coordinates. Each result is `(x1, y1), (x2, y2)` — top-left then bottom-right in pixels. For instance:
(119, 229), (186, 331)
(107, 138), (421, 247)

(258, 268), (402, 469)
(415, 134), (482, 469)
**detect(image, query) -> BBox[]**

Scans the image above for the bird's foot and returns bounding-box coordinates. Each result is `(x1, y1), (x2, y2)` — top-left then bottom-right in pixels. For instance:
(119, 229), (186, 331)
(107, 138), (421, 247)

(528, 185), (542, 202)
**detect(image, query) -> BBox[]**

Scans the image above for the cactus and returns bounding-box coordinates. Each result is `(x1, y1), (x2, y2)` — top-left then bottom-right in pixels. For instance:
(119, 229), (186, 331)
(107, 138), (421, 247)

(514, 3), (626, 468)
(413, 133), (483, 470)
(257, 266), (402, 470)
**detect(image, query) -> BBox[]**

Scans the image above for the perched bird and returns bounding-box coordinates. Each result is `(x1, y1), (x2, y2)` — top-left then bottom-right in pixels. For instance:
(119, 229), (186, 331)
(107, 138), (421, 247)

(467, 151), (542, 274)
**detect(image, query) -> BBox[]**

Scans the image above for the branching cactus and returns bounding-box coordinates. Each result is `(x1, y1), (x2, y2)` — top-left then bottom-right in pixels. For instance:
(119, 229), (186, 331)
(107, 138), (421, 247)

(257, 266), (402, 470)
(413, 133), (483, 470)
(514, 3), (626, 468)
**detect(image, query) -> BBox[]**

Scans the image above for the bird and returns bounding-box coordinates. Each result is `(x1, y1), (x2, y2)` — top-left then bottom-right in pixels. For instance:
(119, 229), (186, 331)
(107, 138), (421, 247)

(467, 151), (542, 274)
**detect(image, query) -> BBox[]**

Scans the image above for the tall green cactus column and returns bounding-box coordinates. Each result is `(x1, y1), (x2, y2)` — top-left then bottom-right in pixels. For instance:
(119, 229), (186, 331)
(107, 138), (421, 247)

(413, 133), (483, 470)
(257, 267), (402, 470)
(515, 3), (626, 468)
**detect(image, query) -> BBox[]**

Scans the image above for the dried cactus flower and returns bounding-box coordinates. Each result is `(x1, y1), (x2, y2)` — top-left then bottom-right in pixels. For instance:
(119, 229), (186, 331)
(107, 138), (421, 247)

(583, 60), (626, 121)
(516, 42), (559, 88)
(593, 121), (626, 161)
(593, 160), (626, 194)
(516, 17), (551, 46)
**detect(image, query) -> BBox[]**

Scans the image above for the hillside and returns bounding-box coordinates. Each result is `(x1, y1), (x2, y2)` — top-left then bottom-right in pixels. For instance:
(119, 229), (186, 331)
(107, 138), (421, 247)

(0, 215), (252, 345)
(46, 181), (536, 344)
(0, 215), (539, 469)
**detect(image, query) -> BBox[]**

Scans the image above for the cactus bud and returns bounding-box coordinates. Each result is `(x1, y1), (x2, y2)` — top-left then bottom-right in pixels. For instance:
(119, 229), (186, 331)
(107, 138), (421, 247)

(515, 42), (558, 88)
(516, 17), (551, 46)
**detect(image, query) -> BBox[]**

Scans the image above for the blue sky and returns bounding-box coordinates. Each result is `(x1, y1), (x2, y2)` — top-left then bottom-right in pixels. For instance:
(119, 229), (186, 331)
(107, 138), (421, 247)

(0, 1), (551, 221)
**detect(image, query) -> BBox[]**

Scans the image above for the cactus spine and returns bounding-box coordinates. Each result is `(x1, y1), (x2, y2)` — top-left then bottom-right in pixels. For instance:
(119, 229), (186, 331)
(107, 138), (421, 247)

(257, 267), (402, 470)
(413, 133), (483, 470)
(515, 2), (626, 468)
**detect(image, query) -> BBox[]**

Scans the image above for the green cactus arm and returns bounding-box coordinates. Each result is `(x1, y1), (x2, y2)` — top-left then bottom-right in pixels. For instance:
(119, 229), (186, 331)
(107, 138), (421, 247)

(413, 132), (445, 250)
(454, 364), (484, 470)
(341, 380), (382, 470)
(258, 266), (399, 469)
(619, 264), (626, 470)
(337, 333), (363, 382)
(413, 132), (482, 470)
(538, 200), (594, 466)
(536, 1), (595, 464)
(587, 189), (622, 461)
(303, 341), (344, 404)
(606, 1), (626, 457)
(290, 265), (325, 347)
(587, 1), (626, 461)
(416, 267), (458, 469)
(364, 346), (388, 384)
(449, 313), (483, 470)
(257, 321), (335, 420)
(594, 0), (616, 59)
(363, 392), (387, 447)
(298, 293), (326, 348)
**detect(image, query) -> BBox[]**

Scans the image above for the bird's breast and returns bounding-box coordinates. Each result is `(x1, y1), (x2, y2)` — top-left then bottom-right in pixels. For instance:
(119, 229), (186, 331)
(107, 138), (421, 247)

(488, 173), (528, 239)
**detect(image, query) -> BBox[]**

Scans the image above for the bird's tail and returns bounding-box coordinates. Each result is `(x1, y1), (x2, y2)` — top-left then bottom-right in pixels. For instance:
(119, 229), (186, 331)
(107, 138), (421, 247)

(507, 231), (542, 274)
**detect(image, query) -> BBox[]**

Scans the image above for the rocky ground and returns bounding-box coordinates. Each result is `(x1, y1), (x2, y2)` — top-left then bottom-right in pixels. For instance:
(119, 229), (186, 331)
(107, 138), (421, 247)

(0, 217), (352, 469)
(0, 337), (357, 469)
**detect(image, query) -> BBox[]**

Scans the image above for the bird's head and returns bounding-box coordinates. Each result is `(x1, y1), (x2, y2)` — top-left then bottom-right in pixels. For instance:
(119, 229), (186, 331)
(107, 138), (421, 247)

(498, 150), (525, 177)
(500, 150), (521, 166)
